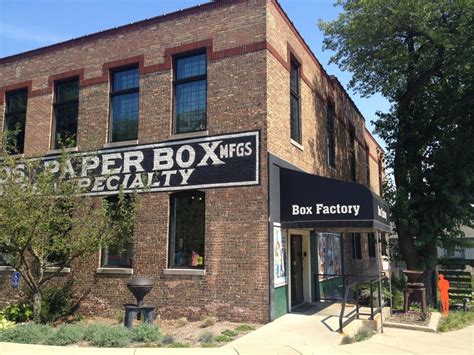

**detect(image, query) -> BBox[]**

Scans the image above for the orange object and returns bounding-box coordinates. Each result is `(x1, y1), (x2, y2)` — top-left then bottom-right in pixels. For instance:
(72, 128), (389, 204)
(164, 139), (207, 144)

(438, 274), (450, 315)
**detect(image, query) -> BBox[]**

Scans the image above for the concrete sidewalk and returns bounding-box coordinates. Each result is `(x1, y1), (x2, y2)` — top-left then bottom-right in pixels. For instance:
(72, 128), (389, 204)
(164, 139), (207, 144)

(1, 319), (473, 355)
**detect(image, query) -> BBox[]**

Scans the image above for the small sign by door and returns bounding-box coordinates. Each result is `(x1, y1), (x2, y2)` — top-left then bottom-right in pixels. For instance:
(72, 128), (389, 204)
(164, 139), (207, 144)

(12, 271), (20, 289)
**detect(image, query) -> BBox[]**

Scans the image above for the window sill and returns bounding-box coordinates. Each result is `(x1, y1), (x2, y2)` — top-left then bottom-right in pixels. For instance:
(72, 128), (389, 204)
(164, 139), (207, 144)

(170, 130), (209, 140)
(103, 140), (139, 149)
(96, 267), (133, 275)
(44, 266), (71, 274)
(290, 139), (304, 151)
(46, 147), (78, 155)
(163, 268), (206, 276)
(0, 266), (14, 272)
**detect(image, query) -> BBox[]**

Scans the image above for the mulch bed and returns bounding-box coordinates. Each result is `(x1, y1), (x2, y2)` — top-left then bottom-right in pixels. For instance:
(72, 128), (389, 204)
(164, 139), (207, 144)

(387, 310), (431, 326)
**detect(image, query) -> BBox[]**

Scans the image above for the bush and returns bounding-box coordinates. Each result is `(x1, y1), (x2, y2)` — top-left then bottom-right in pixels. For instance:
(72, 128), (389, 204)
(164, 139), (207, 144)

(215, 334), (232, 342)
(221, 329), (238, 337)
(235, 324), (254, 332)
(0, 323), (52, 344)
(198, 331), (214, 344)
(200, 316), (217, 328)
(0, 315), (16, 332)
(0, 303), (33, 323)
(130, 323), (161, 343)
(46, 324), (86, 345)
(161, 334), (174, 345)
(40, 281), (76, 323)
(84, 324), (130, 347)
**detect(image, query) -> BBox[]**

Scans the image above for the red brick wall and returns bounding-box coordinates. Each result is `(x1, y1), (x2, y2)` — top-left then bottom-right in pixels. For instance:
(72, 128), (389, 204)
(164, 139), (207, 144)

(0, 0), (270, 323)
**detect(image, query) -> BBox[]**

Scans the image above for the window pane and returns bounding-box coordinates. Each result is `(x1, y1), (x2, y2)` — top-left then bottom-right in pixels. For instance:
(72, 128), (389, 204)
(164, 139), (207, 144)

(6, 91), (27, 113)
(101, 244), (133, 268)
(5, 113), (26, 154)
(111, 92), (139, 142)
(290, 95), (300, 142)
(290, 62), (299, 94)
(56, 80), (79, 102)
(113, 68), (139, 91)
(54, 103), (78, 148)
(175, 80), (206, 133)
(176, 53), (206, 80)
(170, 192), (205, 268)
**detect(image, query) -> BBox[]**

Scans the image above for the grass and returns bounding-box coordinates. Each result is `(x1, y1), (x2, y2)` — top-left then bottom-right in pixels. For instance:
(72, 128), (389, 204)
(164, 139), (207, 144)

(341, 329), (373, 345)
(215, 334), (232, 342)
(169, 342), (190, 348)
(437, 310), (474, 332)
(235, 324), (255, 332)
(221, 329), (238, 337)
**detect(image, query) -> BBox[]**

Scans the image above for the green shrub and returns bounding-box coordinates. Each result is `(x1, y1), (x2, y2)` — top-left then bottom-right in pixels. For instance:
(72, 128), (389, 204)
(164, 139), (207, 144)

(0, 303), (33, 323)
(221, 329), (238, 337)
(215, 334), (231, 342)
(0, 323), (52, 344)
(438, 310), (474, 332)
(46, 324), (86, 346)
(161, 334), (174, 345)
(130, 323), (161, 343)
(169, 342), (190, 348)
(0, 315), (16, 332)
(198, 331), (214, 344)
(40, 281), (76, 323)
(235, 324), (254, 332)
(84, 324), (130, 347)
(354, 329), (371, 342)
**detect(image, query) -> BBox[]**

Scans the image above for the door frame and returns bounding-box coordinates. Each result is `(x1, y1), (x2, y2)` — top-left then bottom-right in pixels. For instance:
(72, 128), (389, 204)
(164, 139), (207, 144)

(287, 229), (312, 310)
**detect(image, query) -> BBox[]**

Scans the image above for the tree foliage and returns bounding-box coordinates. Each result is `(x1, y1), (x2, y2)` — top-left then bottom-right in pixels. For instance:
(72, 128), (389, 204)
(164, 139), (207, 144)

(0, 140), (138, 321)
(319, 0), (474, 281)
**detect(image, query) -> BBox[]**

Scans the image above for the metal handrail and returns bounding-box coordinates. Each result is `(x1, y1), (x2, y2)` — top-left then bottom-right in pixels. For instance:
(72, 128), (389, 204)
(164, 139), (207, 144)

(338, 275), (388, 332)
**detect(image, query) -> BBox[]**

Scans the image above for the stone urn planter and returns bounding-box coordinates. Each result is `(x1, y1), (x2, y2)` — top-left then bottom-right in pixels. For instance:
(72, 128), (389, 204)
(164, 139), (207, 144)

(402, 270), (424, 287)
(126, 277), (153, 307)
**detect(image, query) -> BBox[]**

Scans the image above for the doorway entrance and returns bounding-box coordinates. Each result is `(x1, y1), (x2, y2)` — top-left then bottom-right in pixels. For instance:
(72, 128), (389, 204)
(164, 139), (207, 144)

(290, 234), (304, 307)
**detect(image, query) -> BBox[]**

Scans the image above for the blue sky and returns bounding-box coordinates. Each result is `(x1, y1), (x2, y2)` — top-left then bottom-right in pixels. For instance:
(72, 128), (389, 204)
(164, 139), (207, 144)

(0, 0), (389, 147)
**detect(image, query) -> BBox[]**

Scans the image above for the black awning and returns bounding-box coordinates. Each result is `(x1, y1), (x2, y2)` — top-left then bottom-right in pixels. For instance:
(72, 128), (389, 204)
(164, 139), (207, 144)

(280, 167), (391, 232)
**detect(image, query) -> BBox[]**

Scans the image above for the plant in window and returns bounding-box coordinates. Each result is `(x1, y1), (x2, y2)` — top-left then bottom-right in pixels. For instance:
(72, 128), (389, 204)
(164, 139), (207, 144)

(0, 140), (138, 322)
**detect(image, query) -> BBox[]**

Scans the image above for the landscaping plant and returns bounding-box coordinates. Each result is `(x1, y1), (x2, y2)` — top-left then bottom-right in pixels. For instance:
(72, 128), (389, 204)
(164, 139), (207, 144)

(0, 143), (138, 322)
(130, 323), (161, 343)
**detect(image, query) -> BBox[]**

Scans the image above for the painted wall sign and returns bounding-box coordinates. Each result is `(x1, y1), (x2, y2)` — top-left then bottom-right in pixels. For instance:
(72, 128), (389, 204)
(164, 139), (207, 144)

(4, 131), (259, 196)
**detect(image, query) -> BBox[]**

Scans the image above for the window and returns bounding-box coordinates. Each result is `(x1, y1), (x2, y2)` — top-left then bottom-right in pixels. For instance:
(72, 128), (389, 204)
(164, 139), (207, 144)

(0, 247), (12, 266)
(366, 147), (371, 187)
(169, 191), (205, 269)
(173, 52), (207, 134)
(53, 78), (79, 149)
(368, 233), (376, 258)
(378, 155), (384, 195)
(110, 67), (139, 142)
(349, 126), (356, 182)
(351, 233), (362, 260)
(290, 57), (301, 143)
(4, 90), (27, 154)
(327, 102), (335, 167)
(101, 195), (134, 268)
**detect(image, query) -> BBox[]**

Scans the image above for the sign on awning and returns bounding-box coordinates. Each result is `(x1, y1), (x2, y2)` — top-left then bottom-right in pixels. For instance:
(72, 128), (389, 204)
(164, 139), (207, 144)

(280, 167), (391, 232)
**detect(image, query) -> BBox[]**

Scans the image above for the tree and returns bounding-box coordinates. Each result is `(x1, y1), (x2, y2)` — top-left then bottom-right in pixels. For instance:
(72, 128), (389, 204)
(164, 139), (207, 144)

(319, 0), (474, 297)
(0, 140), (137, 322)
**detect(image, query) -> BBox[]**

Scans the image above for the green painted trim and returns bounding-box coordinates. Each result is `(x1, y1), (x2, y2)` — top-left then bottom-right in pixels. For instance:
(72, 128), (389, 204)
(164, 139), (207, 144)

(274, 285), (289, 319)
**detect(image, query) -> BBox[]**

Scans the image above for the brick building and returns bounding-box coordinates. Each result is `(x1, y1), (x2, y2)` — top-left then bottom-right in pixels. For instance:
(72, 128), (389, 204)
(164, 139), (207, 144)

(0, 0), (389, 323)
